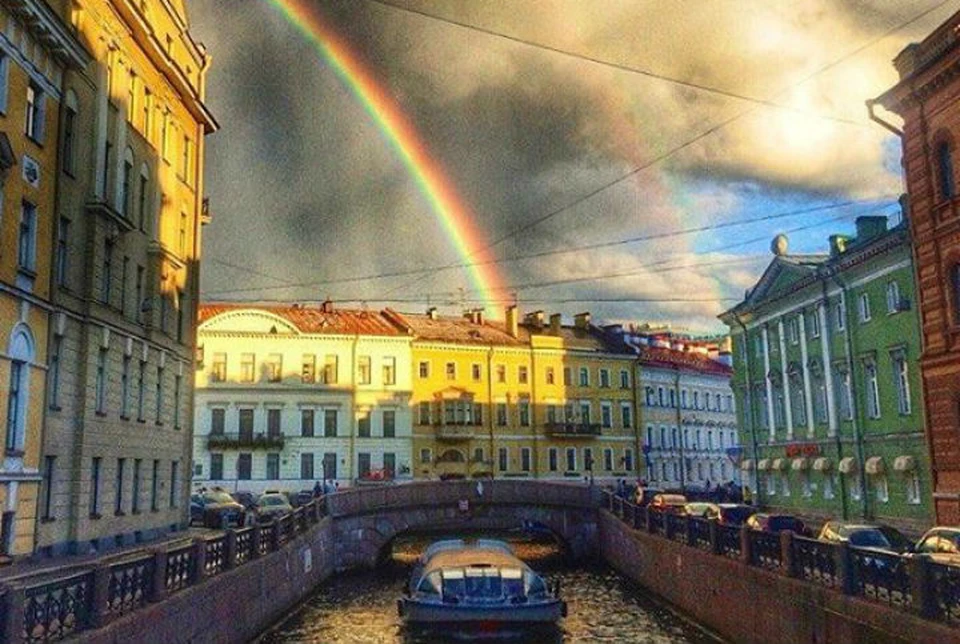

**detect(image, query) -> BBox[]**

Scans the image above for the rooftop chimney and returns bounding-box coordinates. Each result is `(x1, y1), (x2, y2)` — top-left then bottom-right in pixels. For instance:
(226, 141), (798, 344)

(574, 312), (590, 330)
(829, 235), (850, 257)
(524, 310), (545, 329)
(505, 305), (519, 338)
(427, 307), (438, 320)
(854, 216), (888, 242)
(463, 309), (484, 325)
(549, 313), (562, 335)
(321, 300), (334, 313)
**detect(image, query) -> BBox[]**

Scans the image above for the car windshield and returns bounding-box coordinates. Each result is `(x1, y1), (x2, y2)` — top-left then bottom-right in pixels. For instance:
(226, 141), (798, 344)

(721, 507), (754, 524)
(768, 517), (801, 532)
(204, 492), (235, 504)
(259, 495), (288, 507)
(849, 529), (891, 548)
(877, 527), (912, 551)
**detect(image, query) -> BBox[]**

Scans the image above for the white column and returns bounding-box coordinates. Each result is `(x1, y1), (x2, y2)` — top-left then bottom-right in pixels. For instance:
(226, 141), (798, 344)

(818, 301), (838, 436)
(778, 318), (793, 440)
(762, 325), (775, 440)
(93, 44), (112, 200)
(798, 313), (815, 438)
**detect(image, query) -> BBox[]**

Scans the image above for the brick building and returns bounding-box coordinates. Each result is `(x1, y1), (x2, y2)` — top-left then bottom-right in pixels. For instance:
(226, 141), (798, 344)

(874, 10), (960, 524)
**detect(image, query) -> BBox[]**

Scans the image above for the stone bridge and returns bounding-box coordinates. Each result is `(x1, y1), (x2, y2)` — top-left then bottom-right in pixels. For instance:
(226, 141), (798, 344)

(324, 480), (600, 569)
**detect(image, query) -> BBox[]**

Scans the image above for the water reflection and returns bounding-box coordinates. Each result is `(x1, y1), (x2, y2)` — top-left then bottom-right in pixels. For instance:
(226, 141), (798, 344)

(256, 534), (724, 643)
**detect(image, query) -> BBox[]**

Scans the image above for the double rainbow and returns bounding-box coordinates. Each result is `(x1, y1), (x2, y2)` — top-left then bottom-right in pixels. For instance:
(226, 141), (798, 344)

(268, 0), (507, 314)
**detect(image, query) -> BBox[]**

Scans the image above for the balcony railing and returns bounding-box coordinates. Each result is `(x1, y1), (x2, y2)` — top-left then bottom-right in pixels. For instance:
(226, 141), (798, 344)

(544, 422), (602, 437)
(435, 425), (475, 441)
(206, 432), (285, 450)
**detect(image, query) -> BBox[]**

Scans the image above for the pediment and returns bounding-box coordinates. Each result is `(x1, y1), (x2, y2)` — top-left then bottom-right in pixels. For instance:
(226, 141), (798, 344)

(743, 258), (819, 308)
(199, 310), (300, 335)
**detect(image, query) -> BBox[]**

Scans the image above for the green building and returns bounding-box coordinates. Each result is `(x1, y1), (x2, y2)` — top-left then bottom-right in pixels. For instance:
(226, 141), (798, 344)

(719, 216), (932, 534)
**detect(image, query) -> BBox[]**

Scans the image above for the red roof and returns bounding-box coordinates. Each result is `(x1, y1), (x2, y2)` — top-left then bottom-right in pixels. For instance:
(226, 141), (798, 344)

(199, 303), (406, 336)
(391, 312), (525, 346)
(635, 345), (732, 376)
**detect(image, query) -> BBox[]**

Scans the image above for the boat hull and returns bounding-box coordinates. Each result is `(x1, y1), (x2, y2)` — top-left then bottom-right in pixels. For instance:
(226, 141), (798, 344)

(398, 597), (566, 624)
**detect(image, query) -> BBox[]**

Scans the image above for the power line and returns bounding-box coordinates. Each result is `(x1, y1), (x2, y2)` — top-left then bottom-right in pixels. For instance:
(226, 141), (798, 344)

(366, 0), (868, 127)
(203, 197), (891, 297)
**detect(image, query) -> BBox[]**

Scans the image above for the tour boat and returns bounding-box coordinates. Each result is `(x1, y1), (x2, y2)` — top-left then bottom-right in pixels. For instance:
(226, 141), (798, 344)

(397, 539), (566, 625)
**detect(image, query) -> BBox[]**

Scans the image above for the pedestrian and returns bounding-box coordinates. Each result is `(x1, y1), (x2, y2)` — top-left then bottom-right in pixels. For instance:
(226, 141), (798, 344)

(476, 480), (484, 497)
(313, 480), (323, 498)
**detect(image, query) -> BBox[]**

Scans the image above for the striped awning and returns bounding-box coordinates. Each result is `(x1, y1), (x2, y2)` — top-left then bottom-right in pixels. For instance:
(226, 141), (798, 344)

(757, 458), (771, 471)
(865, 456), (885, 476)
(791, 457), (809, 472)
(812, 457), (832, 472)
(770, 458), (786, 471)
(893, 455), (916, 472)
(838, 457), (857, 474)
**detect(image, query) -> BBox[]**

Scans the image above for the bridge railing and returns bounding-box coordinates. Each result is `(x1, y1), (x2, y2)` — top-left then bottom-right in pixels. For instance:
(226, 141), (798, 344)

(0, 497), (328, 643)
(599, 490), (958, 629)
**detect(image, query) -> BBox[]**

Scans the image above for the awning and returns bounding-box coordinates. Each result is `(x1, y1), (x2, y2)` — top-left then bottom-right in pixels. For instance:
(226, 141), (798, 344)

(893, 455), (916, 472)
(770, 458), (786, 472)
(812, 457), (832, 472)
(838, 457), (857, 474)
(865, 456), (885, 476)
(791, 457), (809, 472)
(757, 458), (771, 471)
(740, 459), (755, 471)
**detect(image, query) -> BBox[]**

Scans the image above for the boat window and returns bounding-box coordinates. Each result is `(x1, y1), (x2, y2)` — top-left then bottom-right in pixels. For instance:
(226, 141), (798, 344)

(524, 572), (547, 597)
(417, 572), (441, 595)
(465, 569), (502, 598)
(502, 569), (524, 598)
(442, 570), (465, 600)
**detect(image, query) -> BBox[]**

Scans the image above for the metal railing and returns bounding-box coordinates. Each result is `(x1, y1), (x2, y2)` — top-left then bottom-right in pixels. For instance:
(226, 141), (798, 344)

(599, 490), (958, 629)
(1, 497), (329, 643)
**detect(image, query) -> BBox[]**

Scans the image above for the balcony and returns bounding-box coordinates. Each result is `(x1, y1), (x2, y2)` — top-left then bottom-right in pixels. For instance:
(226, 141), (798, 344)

(544, 422), (602, 438)
(206, 432), (285, 450)
(435, 425), (475, 441)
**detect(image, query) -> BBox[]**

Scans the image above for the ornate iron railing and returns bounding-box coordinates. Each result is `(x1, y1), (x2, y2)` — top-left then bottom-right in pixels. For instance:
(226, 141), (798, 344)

(21, 570), (94, 642)
(688, 517), (713, 551)
(666, 513), (687, 544)
(792, 536), (837, 588)
(164, 546), (195, 595)
(204, 537), (226, 577)
(105, 555), (153, 616)
(716, 524), (741, 559)
(849, 547), (912, 608)
(235, 527), (254, 566)
(257, 524), (272, 556)
(749, 530), (782, 570)
(647, 509), (665, 536)
(930, 561), (960, 625)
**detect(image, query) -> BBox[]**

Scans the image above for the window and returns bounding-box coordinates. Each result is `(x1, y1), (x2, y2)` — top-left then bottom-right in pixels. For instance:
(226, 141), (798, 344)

(599, 369), (610, 388)
(211, 353), (226, 382)
(418, 361), (429, 378)
(579, 402), (591, 425)
(766, 474), (776, 496)
(135, 267), (144, 323)
(151, 460), (159, 511)
(496, 365), (505, 383)
(266, 453), (280, 480)
(496, 403), (507, 426)
(566, 447), (577, 471)
(382, 357), (396, 385)
(181, 135), (192, 181)
(358, 356), (371, 385)
(692, 390), (698, 409)
(121, 157), (133, 217)
(521, 448), (531, 472)
(563, 367), (571, 386)
(115, 458), (125, 514)
(138, 171), (149, 232)
(788, 316), (800, 344)
(142, 88), (152, 134)
(874, 475), (889, 503)
(471, 364), (481, 381)
(210, 453), (223, 480)
(210, 408), (225, 434)
(120, 356), (130, 418)
(127, 72), (136, 122)
(669, 389), (676, 408)
(418, 401), (430, 425)
(300, 353), (317, 385)
(48, 336), (62, 409)
(267, 409), (281, 436)
(95, 349), (107, 414)
(358, 413), (371, 438)
(240, 353), (255, 383)
(938, 140), (956, 199)
(90, 457), (102, 517)
(754, 335), (763, 357)
(55, 218), (69, 286)
(136, 359), (146, 421)
(579, 367), (589, 387)
(301, 409), (315, 437)
(518, 366), (528, 384)
(801, 471), (812, 498)
(809, 310), (820, 338)
(266, 354), (282, 382)
(789, 372), (806, 426)
(545, 367), (555, 385)
(323, 355), (338, 384)
(835, 301), (845, 331)
(322, 453), (338, 480)
(622, 404), (633, 429)
(498, 448), (508, 472)
(169, 461), (179, 508)
(297, 453), (314, 481)
(601, 403), (612, 428)
(893, 351), (911, 415)
(624, 448), (634, 471)
(237, 454), (252, 480)
(18, 202), (37, 273)
(906, 472), (921, 505)
(620, 370), (630, 389)
(100, 238), (114, 304)
(445, 362), (456, 380)
(858, 293), (871, 322)
(864, 359), (881, 419)
(849, 472), (861, 501)
(121, 258), (129, 317)
(519, 399), (530, 426)
(886, 281), (901, 314)
(548, 448), (558, 472)
(780, 473), (790, 497)
(41, 455), (56, 520)
(604, 448), (613, 471)
(324, 409), (338, 437)
(420, 448), (431, 464)
(155, 366), (164, 424)
(835, 366), (853, 421)
(25, 83), (45, 142)
(823, 474), (834, 499)
(238, 409), (254, 440)
(383, 410), (396, 438)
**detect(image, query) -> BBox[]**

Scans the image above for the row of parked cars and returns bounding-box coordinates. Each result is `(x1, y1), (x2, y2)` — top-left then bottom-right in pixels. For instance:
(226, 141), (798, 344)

(190, 489), (316, 529)
(631, 487), (960, 566)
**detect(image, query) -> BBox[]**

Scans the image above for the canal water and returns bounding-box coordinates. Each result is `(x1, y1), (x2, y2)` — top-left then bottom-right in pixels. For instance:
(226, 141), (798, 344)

(256, 533), (725, 643)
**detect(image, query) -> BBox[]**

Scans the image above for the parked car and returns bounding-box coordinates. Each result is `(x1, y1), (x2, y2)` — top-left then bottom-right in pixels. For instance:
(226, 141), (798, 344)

(684, 502), (755, 527)
(192, 491), (246, 529)
(912, 527), (960, 566)
(288, 490), (315, 507)
(817, 521), (913, 553)
(633, 487), (664, 507)
(746, 513), (812, 536)
(231, 490), (258, 512)
(648, 494), (687, 514)
(255, 493), (294, 523)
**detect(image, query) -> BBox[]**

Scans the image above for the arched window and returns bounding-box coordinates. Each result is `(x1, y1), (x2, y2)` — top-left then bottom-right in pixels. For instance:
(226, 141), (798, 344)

(138, 163), (150, 232)
(5, 324), (34, 453)
(62, 90), (78, 176)
(938, 140), (955, 200)
(120, 147), (134, 218)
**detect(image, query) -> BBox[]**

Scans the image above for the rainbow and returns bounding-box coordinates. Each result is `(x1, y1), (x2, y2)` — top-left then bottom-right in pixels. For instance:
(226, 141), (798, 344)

(268, 0), (507, 314)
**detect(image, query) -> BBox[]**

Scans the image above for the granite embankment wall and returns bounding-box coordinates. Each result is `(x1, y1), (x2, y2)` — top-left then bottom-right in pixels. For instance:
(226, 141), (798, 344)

(598, 510), (957, 644)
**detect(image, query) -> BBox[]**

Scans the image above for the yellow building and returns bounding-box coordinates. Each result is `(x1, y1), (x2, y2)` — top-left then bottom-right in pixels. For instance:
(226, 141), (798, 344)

(0, 2), (88, 558)
(400, 307), (640, 483)
(35, 0), (217, 557)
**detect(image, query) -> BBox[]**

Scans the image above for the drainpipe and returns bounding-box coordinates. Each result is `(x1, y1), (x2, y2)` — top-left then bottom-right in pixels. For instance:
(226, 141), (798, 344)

(350, 332), (358, 485)
(530, 345), (539, 479)
(821, 277), (849, 521)
(825, 269), (869, 518)
(632, 355), (642, 482)
(487, 346), (495, 478)
(732, 313), (761, 506)
(675, 368), (686, 494)
(866, 99), (903, 137)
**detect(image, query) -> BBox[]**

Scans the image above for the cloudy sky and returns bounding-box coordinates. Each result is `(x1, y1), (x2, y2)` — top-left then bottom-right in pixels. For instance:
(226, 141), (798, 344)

(186, 0), (950, 332)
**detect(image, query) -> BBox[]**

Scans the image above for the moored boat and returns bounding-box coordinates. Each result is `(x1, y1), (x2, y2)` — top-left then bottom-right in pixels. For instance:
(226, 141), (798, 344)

(397, 539), (566, 625)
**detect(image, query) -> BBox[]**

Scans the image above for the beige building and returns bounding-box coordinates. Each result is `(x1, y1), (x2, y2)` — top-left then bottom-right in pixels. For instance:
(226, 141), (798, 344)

(36, 0), (216, 556)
